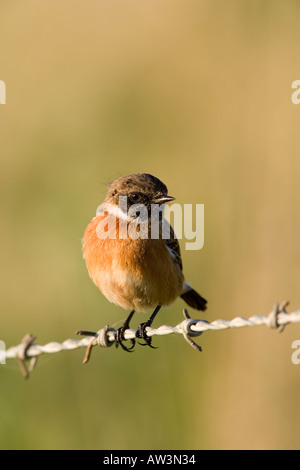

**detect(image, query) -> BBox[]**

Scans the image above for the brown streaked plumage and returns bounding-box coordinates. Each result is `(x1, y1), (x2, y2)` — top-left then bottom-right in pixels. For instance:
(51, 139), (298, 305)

(82, 173), (207, 350)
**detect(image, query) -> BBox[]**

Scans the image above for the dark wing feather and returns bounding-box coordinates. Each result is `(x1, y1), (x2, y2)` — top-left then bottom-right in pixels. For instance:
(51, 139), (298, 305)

(164, 221), (182, 271)
(163, 219), (207, 311)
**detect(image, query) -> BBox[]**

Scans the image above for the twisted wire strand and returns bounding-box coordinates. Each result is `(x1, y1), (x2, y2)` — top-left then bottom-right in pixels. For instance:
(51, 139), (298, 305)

(0, 302), (299, 377)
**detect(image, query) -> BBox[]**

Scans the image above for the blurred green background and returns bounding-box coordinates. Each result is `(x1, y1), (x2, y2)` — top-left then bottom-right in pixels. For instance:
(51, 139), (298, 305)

(1, 0), (300, 450)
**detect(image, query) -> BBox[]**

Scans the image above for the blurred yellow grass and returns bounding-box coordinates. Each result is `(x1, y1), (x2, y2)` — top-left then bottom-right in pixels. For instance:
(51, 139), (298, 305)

(1, 0), (300, 449)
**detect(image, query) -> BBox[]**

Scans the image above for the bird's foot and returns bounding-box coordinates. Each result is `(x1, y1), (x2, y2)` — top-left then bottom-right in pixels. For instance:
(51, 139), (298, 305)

(136, 321), (157, 349)
(115, 327), (135, 352)
(115, 310), (136, 352)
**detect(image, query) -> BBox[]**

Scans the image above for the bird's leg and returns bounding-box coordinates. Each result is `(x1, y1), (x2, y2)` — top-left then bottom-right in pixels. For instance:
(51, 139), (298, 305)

(115, 310), (136, 352)
(136, 304), (161, 348)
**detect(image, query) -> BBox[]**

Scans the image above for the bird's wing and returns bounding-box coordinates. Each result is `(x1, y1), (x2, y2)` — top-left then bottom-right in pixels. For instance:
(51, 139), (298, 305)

(163, 220), (183, 271)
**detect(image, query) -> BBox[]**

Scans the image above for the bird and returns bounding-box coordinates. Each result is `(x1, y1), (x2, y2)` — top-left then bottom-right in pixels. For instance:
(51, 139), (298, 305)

(82, 173), (207, 351)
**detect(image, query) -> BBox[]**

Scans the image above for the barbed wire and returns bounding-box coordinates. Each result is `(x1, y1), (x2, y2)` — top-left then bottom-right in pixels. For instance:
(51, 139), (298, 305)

(1, 301), (299, 378)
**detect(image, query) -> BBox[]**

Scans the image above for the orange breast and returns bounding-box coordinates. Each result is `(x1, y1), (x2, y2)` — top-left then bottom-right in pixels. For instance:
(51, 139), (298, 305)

(82, 214), (184, 312)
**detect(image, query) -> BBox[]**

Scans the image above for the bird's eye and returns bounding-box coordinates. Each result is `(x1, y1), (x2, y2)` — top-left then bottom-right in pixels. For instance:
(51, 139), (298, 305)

(129, 193), (139, 203)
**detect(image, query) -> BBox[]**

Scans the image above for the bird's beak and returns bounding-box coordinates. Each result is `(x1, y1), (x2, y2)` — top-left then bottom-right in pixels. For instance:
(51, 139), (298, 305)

(154, 195), (175, 204)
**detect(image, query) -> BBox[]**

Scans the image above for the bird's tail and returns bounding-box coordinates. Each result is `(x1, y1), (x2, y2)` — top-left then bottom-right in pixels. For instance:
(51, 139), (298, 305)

(181, 284), (207, 311)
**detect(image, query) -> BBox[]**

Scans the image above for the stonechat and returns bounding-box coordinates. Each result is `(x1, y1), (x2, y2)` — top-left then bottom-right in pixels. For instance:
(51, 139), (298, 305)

(82, 173), (207, 351)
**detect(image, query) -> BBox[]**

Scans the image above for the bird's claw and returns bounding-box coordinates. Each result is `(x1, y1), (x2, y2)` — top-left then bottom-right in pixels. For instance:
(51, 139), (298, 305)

(136, 322), (157, 349)
(115, 327), (135, 352)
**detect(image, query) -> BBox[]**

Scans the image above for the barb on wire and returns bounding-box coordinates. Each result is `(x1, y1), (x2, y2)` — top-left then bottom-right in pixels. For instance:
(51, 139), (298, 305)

(1, 301), (299, 378)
